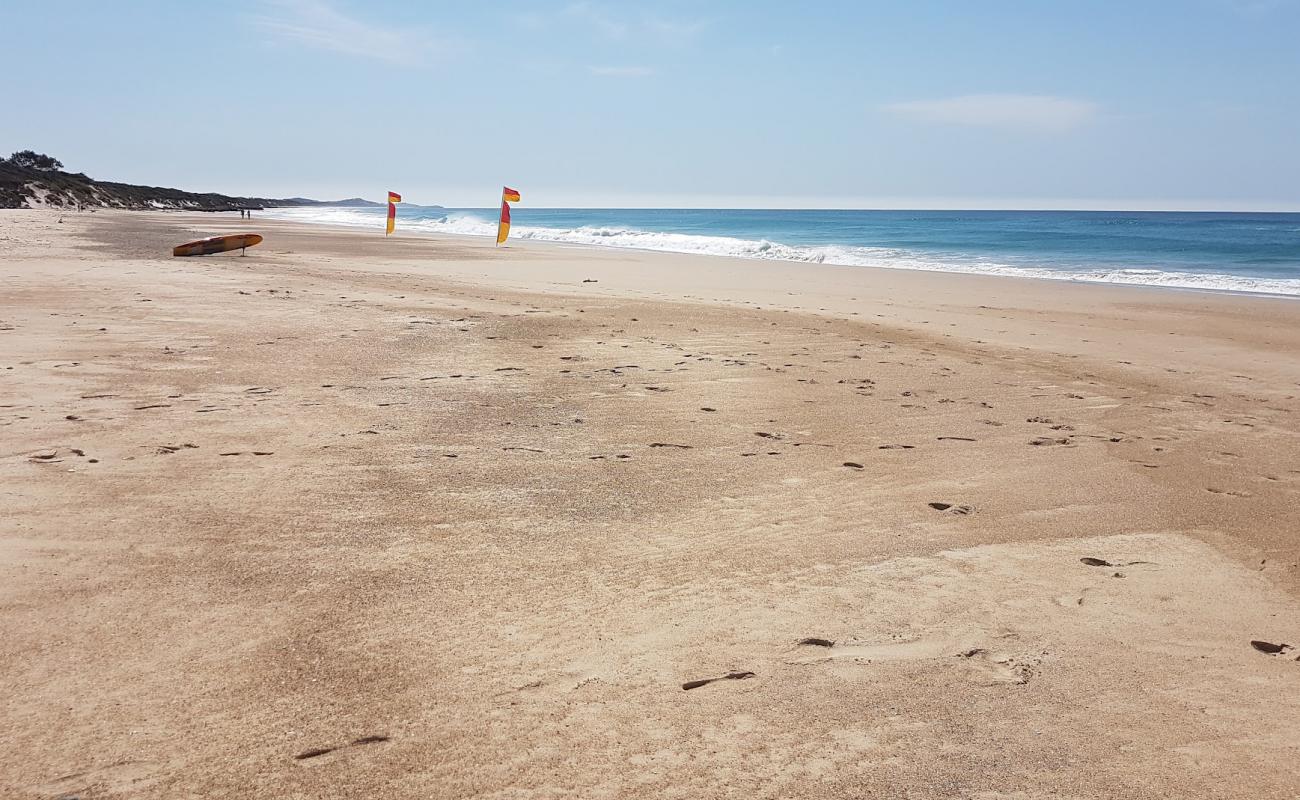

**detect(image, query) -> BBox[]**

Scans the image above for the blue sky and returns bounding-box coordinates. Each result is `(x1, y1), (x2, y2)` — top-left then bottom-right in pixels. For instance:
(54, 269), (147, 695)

(4, 0), (1299, 209)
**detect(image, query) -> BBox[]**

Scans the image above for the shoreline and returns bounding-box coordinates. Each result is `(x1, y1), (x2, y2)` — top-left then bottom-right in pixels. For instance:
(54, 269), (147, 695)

(97, 211), (1300, 393)
(255, 205), (1300, 299)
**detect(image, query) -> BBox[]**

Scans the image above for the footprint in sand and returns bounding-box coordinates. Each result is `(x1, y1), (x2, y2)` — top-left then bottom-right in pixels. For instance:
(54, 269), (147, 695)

(1080, 557), (1155, 567)
(1206, 487), (1252, 498)
(295, 735), (391, 761)
(798, 637), (835, 648)
(154, 443), (199, 455)
(681, 671), (756, 691)
(956, 648), (1036, 686)
(928, 502), (973, 515)
(1249, 640), (1295, 658)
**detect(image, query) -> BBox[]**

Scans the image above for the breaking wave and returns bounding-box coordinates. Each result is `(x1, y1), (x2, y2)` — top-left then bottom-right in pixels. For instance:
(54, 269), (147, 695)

(264, 206), (1300, 297)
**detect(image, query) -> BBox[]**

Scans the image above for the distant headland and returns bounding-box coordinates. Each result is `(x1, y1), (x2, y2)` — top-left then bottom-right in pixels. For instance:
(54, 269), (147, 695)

(0, 151), (435, 212)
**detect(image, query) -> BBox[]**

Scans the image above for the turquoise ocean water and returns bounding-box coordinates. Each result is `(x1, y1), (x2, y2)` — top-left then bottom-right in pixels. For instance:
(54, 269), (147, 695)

(264, 206), (1300, 297)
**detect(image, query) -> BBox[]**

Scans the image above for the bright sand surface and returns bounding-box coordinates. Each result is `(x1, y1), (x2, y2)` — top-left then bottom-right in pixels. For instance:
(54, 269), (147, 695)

(2, 210), (1299, 798)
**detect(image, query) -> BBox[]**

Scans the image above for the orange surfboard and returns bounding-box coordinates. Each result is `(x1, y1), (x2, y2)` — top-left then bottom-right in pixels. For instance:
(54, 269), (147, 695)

(172, 233), (263, 257)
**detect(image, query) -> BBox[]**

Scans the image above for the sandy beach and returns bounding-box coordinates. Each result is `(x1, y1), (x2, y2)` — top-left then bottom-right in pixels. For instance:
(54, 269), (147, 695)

(2, 209), (1299, 798)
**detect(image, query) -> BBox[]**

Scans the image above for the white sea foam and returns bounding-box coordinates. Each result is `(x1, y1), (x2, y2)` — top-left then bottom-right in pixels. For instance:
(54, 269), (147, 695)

(264, 206), (1300, 297)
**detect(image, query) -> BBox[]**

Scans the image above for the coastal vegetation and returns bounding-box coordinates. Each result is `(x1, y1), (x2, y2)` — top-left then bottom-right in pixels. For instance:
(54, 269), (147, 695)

(0, 150), (318, 211)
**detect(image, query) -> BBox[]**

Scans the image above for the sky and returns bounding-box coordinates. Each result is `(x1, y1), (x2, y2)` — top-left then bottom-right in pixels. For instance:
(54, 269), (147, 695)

(3, 0), (1299, 209)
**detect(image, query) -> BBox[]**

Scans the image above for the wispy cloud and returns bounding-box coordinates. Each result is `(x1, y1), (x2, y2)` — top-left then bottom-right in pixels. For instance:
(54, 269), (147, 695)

(563, 2), (705, 44)
(587, 65), (655, 77)
(252, 0), (461, 65)
(883, 94), (1099, 133)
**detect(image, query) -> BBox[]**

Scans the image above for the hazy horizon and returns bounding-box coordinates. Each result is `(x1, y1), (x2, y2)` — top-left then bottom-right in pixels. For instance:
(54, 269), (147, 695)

(302, 198), (1300, 213)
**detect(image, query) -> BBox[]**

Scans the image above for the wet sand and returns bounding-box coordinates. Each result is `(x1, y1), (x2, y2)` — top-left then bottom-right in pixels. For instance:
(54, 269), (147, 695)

(2, 209), (1299, 798)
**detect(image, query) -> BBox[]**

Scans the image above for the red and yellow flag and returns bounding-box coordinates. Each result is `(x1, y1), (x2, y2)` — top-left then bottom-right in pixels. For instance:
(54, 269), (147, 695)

(496, 186), (520, 245)
(386, 191), (402, 235)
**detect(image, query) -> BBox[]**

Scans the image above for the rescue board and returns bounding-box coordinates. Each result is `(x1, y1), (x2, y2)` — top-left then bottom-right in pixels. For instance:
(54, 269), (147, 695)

(172, 233), (263, 257)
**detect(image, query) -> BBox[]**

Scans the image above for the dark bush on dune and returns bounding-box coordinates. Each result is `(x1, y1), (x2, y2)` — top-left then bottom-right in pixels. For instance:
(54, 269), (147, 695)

(6, 150), (64, 171)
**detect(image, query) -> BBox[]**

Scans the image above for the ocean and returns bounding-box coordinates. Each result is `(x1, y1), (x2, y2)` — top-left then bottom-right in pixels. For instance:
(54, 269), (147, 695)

(263, 206), (1300, 297)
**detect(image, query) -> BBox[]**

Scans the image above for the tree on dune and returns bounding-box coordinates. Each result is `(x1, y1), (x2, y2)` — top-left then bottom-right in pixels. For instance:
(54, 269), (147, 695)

(5, 150), (64, 171)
